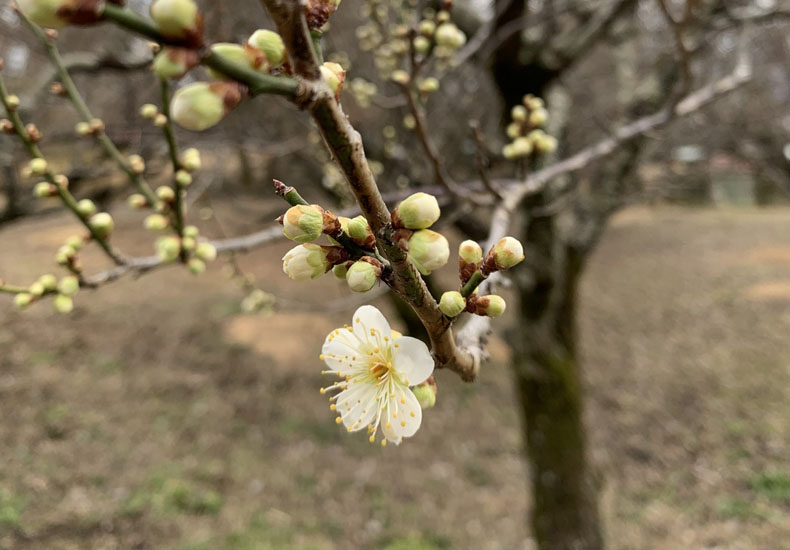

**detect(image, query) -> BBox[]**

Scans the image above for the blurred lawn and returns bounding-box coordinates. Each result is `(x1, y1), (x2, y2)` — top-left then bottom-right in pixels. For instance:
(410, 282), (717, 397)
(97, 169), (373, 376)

(0, 206), (788, 549)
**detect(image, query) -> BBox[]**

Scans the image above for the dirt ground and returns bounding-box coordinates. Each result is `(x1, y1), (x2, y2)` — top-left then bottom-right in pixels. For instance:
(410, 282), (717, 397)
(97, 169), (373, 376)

(0, 206), (788, 550)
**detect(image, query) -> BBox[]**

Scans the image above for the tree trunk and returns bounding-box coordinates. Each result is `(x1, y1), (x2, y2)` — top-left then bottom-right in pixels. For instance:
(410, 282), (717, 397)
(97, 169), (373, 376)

(510, 203), (603, 550)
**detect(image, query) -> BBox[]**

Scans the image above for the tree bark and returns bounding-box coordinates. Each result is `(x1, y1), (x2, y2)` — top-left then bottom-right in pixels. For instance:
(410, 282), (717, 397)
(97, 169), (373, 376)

(509, 197), (603, 550)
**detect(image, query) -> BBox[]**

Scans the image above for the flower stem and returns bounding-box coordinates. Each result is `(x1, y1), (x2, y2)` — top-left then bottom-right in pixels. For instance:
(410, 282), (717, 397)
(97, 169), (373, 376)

(460, 270), (486, 298)
(158, 78), (185, 241)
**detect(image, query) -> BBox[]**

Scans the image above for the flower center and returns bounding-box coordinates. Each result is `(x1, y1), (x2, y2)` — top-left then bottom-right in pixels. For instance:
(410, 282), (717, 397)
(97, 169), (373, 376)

(369, 362), (390, 380)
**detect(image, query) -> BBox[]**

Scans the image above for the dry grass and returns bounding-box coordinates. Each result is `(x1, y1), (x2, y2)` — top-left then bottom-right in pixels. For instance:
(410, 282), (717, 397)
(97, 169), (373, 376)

(0, 206), (788, 549)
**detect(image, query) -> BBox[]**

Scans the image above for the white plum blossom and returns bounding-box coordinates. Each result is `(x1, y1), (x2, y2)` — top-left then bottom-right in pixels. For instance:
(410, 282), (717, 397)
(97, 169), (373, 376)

(320, 305), (434, 446)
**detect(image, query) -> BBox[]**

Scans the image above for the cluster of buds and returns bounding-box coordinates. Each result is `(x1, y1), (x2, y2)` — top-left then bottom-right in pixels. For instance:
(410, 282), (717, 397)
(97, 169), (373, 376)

(438, 236), (525, 319)
(502, 94), (558, 160)
(391, 192), (450, 276)
(13, 273), (80, 314)
(147, 222), (215, 273)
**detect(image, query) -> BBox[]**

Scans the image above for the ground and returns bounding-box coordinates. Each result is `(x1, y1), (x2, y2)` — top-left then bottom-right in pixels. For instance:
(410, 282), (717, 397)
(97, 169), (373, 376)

(0, 206), (788, 549)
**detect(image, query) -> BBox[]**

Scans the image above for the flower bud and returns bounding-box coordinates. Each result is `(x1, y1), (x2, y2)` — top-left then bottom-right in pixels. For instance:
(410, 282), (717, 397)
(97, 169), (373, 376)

(76, 198), (97, 217)
(320, 62), (346, 99)
(195, 242), (217, 262)
(156, 186), (175, 202)
(472, 295), (506, 317)
(413, 36), (431, 55)
(128, 193), (148, 209)
(523, 94), (544, 110)
(14, 293), (33, 310)
(346, 259), (381, 293)
(29, 281), (45, 297)
(144, 213), (169, 231)
(417, 77), (439, 94)
(346, 215), (372, 242)
(282, 204), (324, 243)
(156, 236), (181, 263)
(181, 148), (202, 171)
(75, 121), (92, 136)
(16, 0), (67, 28)
(29, 158), (48, 175)
(150, 0), (203, 45)
(529, 107), (548, 127)
(53, 294), (73, 314)
(181, 236), (196, 251)
(34, 181), (56, 198)
(511, 136), (533, 158)
(39, 274), (58, 292)
(88, 212), (114, 238)
(246, 30), (286, 70)
(183, 225), (199, 238)
(535, 134), (558, 154)
(459, 240), (483, 265)
(439, 291), (466, 317)
(434, 23), (466, 49)
(408, 229), (450, 275)
(187, 258), (206, 275)
(282, 243), (336, 281)
(511, 105), (528, 122)
(58, 275), (80, 297)
(390, 70), (410, 85)
(418, 20), (435, 36)
(305, 0), (342, 29)
(487, 236), (525, 272)
(171, 82), (244, 132)
(207, 43), (251, 80)
(55, 245), (76, 265)
(153, 113), (169, 127)
(152, 47), (200, 80)
(393, 192), (440, 230)
(128, 154), (145, 174)
(174, 170), (192, 187)
(140, 103), (158, 119)
(412, 380), (437, 409)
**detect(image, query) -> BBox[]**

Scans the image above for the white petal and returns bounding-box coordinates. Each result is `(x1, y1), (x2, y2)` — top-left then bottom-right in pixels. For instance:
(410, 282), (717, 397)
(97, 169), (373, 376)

(322, 341), (367, 376)
(392, 336), (434, 386)
(381, 385), (422, 444)
(352, 305), (392, 347)
(336, 382), (378, 432)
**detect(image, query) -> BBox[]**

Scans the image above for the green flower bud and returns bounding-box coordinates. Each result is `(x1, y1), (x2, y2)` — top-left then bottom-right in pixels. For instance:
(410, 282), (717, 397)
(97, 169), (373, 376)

(181, 236), (196, 251)
(58, 275), (80, 297)
(390, 70), (410, 84)
(506, 122), (521, 140)
(529, 107), (548, 127)
(490, 236), (525, 270)
(29, 158), (48, 175)
(128, 193), (147, 209)
(144, 214), (169, 232)
(282, 243), (333, 281)
(156, 236), (181, 263)
(64, 235), (83, 251)
(434, 23), (466, 49)
(187, 258), (206, 275)
(320, 62), (346, 99)
(38, 274), (58, 292)
(439, 291), (466, 317)
(332, 262), (349, 280)
(511, 105), (528, 122)
(76, 198), (97, 217)
(150, 0), (202, 43)
(418, 77), (439, 94)
(247, 29), (286, 70)
(282, 204), (324, 243)
(53, 294), (74, 314)
(459, 240), (483, 265)
(156, 186), (175, 202)
(535, 134), (558, 154)
(16, 0), (68, 28)
(208, 43), (251, 80)
(347, 215), (372, 241)
(152, 47), (200, 79)
(34, 181), (56, 198)
(128, 154), (146, 174)
(175, 170), (192, 187)
(75, 121), (92, 136)
(140, 103), (159, 119)
(14, 293), (33, 310)
(29, 281), (45, 297)
(346, 260), (380, 293)
(393, 192), (440, 230)
(408, 229), (450, 275)
(523, 94), (544, 111)
(88, 212), (114, 238)
(479, 295), (506, 317)
(6, 95), (20, 110)
(511, 136), (533, 158)
(412, 381), (436, 409)
(181, 148), (202, 172)
(418, 19), (436, 36)
(183, 225), (199, 238)
(502, 143), (517, 160)
(195, 242), (217, 262)
(171, 82), (243, 132)
(413, 36), (431, 55)
(55, 245), (76, 265)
